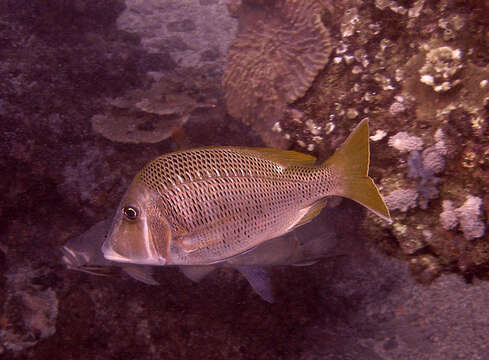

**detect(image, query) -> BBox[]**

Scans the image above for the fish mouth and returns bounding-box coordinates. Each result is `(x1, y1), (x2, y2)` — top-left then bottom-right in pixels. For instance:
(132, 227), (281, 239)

(101, 238), (166, 265)
(60, 246), (112, 277)
(101, 242), (136, 263)
(60, 245), (83, 267)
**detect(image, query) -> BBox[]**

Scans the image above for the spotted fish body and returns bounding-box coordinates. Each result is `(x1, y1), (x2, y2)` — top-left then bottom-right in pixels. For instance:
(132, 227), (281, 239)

(138, 147), (338, 264)
(102, 119), (390, 266)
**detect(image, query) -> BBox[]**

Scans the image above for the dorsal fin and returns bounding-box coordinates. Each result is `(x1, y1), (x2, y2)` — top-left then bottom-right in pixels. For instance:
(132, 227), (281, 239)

(244, 147), (317, 167)
(160, 146), (318, 167)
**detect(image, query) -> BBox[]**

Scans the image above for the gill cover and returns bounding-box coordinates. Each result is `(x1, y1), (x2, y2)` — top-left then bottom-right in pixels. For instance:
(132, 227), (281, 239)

(102, 181), (170, 265)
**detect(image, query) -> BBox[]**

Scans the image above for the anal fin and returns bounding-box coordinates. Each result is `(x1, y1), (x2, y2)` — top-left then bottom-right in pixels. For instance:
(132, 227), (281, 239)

(288, 199), (327, 232)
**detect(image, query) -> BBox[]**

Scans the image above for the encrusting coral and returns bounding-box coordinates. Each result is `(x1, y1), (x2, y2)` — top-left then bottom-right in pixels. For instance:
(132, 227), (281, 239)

(439, 200), (458, 231)
(388, 132), (424, 153)
(385, 188), (418, 212)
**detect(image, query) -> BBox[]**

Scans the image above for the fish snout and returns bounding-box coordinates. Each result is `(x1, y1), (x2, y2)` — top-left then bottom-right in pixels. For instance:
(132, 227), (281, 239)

(60, 245), (113, 277)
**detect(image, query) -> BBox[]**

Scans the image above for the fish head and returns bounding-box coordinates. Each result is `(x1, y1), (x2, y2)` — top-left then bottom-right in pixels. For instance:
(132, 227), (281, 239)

(102, 180), (171, 266)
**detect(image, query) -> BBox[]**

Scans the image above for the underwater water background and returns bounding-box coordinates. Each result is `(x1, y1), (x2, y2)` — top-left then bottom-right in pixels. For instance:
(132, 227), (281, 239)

(1, 0), (488, 359)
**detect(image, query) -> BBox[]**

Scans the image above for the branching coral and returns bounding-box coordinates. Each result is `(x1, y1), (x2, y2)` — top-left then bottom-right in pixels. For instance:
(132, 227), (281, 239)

(407, 150), (441, 209)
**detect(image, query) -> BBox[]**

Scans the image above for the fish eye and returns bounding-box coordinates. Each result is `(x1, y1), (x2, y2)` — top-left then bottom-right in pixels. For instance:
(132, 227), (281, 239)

(122, 206), (139, 221)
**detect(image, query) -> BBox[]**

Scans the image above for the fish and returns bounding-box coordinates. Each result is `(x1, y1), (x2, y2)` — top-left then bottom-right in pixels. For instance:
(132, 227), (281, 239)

(62, 209), (348, 302)
(101, 118), (390, 267)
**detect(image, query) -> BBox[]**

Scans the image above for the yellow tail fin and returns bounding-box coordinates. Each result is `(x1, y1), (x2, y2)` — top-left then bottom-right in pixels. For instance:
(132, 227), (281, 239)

(324, 119), (391, 222)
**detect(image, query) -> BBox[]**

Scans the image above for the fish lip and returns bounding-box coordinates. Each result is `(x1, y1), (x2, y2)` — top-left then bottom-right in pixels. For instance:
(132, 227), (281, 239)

(102, 242), (166, 265)
(61, 250), (113, 277)
(60, 245), (79, 267)
(100, 239), (131, 263)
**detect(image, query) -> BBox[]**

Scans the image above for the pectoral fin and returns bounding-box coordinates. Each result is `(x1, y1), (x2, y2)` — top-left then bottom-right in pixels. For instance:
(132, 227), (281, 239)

(122, 265), (159, 286)
(179, 265), (217, 282)
(181, 235), (219, 254)
(179, 213), (240, 253)
(234, 266), (274, 303)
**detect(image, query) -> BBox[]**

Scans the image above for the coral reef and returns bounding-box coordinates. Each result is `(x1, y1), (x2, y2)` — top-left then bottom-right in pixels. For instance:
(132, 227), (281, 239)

(223, 0), (332, 147)
(275, 0), (489, 285)
(89, 0), (235, 144)
(92, 70), (216, 143)
(384, 130), (447, 213)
